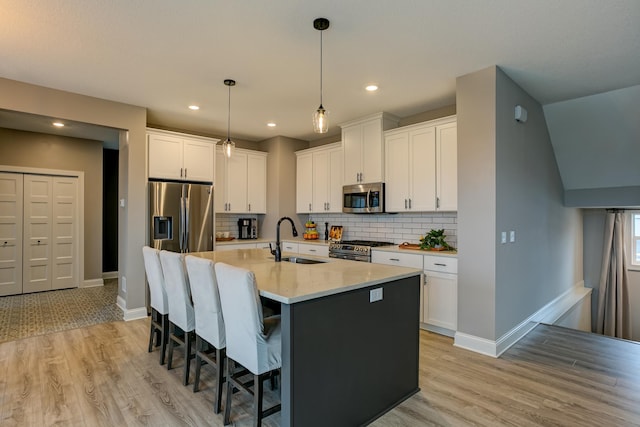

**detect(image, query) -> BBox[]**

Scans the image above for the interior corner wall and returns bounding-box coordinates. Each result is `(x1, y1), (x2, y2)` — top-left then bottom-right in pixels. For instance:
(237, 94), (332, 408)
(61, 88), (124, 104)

(259, 136), (309, 239)
(494, 67), (583, 338)
(0, 128), (103, 281)
(456, 66), (498, 341)
(0, 77), (147, 312)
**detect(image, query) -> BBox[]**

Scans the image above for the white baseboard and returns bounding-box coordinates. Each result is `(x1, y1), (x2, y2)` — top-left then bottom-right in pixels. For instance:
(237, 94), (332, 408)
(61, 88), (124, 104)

(102, 271), (118, 279)
(453, 332), (500, 357)
(117, 295), (148, 321)
(454, 282), (591, 358)
(81, 278), (104, 288)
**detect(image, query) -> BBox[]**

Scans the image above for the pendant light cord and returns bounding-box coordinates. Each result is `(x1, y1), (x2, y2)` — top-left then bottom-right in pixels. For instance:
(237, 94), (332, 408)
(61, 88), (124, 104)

(319, 29), (323, 106)
(227, 84), (231, 141)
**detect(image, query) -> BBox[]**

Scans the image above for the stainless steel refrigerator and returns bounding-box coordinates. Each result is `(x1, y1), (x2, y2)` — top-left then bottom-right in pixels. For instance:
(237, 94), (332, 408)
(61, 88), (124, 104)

(149, 181), (214, 253)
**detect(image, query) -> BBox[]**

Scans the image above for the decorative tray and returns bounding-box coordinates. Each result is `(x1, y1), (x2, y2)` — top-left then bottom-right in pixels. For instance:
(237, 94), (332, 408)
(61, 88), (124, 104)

(215, 237), (236, 242)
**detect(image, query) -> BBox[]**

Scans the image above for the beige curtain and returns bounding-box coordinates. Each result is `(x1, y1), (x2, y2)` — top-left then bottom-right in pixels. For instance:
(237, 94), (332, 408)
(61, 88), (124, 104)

(596, 211), (632, 339)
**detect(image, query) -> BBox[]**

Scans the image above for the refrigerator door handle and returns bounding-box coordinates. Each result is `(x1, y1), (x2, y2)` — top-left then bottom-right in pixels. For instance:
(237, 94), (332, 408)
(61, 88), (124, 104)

(184, 194), (190, 252)
(179, 195), (185, 252)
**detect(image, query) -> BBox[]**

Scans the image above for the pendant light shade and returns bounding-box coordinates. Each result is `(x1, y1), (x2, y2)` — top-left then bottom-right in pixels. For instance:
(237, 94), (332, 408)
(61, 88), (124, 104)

(313, 18), (330, 134)
(222, 79), (236, 158)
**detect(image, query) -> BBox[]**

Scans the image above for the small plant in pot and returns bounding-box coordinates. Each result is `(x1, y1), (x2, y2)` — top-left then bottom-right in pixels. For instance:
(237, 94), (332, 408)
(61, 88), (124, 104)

(419, 229), (454, 251)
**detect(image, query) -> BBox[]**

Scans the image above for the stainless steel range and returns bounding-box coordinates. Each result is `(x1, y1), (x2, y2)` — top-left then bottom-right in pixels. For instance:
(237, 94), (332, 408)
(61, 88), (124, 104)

(328, 240), (394, 262)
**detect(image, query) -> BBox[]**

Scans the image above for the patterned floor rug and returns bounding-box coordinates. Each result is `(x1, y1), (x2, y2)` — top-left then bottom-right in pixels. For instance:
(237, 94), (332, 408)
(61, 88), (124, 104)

(0, 279), (123, 344)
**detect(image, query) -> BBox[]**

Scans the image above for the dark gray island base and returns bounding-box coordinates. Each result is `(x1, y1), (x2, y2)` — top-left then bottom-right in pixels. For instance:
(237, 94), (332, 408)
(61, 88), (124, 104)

(280, 276), (420, 427)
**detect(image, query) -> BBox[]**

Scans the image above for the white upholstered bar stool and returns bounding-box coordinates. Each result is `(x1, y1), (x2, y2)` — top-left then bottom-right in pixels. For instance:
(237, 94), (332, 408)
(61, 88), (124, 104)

(159, 250), (196, 386)
(142, 246), (170, 365)
(214, 262), (282, 426)
(185, 255), (226, 414)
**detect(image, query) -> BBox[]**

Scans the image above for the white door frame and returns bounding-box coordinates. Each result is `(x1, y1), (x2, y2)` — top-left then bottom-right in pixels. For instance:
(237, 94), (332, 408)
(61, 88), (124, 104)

(0, 165), (84, 289)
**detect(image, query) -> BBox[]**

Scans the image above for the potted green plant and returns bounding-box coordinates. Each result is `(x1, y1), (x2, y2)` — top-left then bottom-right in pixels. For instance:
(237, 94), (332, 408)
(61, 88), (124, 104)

(419, 229), (454, 251)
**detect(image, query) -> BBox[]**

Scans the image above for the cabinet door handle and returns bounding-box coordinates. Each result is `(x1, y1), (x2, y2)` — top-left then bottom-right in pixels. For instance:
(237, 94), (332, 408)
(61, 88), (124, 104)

(309, 203), (312, 211)
(184, 168), (187, 178)
(434, 263), (447, 266)
(309, 249), (316, 252)
(248, 203), (251, 212)
(404, 199), (407, 209)
(389, 258), (400, 262)
(437, 197), (440, 209)
(409, 198), (412, 209)
(180, 167), (183, 178)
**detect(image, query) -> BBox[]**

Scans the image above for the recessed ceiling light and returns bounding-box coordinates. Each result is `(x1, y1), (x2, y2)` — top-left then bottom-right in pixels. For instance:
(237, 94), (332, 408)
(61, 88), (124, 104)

(52, 122), (65, 127)
(365, 85), (379, 92)
(267, 122), (276, 128)
(188, 105), (200, 110)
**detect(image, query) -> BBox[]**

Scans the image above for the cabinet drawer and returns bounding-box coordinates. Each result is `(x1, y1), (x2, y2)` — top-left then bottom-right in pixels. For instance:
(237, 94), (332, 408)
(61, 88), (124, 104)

(216, 243), (256, 251)
(255, 242), (272, 250)
(423, 255), (457, 273)
(282, 242), (299, 253)
(298, 243), (329, 257)
(371, 251), (423, 269)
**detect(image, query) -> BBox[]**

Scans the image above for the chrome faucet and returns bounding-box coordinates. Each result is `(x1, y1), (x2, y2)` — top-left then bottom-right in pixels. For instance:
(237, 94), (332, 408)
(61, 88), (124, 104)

(270, 216), (299, 262)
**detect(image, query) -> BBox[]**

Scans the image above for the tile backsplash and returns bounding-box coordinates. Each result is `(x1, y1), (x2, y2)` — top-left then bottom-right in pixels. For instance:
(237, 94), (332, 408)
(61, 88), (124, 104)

(216, 211), (458, 249)
(301, 212), (458, 248)
(216, 214), (259, 239)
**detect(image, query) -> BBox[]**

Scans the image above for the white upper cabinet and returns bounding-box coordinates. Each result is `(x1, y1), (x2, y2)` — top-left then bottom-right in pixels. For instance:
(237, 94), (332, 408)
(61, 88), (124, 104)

(384, 116), (457, 212)
(216, 147), (267, 214)
(296, 152), (313, 213)
(436, 121), (458, 211)
(341, 113), (399, 185)
(147, 129), (218, 183)
(296, 143), (343, 214)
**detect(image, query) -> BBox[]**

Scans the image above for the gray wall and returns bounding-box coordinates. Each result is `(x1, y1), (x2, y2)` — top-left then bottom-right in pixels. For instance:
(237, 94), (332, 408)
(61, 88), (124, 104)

(259, 136), (309, 239)
(457, 66), (583, 342)
(0, 128), (103, 281)
(494, 68), (583, 338)
(456, 66), (498, 340)
(0, 77), (147, 312)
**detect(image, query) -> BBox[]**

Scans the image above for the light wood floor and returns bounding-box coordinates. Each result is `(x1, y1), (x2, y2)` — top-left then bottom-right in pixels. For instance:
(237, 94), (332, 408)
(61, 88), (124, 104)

(0, 320), (638, 426)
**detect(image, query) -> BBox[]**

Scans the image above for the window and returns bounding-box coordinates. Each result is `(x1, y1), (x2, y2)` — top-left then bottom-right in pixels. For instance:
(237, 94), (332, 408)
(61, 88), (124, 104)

(631, 212), (640, 267)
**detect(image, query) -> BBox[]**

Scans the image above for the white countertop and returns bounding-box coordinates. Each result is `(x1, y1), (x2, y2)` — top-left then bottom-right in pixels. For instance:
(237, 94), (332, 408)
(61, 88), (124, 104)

(215, 238), (331, 246)
(190, 248), (421, 304)
(372, 245), (458, 257)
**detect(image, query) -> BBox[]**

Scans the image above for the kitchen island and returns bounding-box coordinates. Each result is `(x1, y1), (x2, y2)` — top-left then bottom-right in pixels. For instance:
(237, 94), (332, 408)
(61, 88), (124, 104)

(192, 248), (422, 427)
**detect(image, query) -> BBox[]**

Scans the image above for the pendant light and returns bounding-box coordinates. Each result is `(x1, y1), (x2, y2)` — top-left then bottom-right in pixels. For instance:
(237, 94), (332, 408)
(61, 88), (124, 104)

(313, 18), (330, 134)
(222, 79), (236, 158)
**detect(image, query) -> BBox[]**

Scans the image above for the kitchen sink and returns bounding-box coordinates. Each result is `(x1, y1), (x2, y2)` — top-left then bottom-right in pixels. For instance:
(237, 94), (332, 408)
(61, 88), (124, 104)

(281, 256), (327, 265)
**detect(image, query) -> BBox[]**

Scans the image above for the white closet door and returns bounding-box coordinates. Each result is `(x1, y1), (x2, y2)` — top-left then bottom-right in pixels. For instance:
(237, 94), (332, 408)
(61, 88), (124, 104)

(51, 176), (78, 290)
(23, 175), (52, 293)
(0, 173), (24, 296)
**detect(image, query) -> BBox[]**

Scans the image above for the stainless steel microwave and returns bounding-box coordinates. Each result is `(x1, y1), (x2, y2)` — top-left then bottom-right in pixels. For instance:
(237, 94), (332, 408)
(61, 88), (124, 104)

(342, 182), (385, 213)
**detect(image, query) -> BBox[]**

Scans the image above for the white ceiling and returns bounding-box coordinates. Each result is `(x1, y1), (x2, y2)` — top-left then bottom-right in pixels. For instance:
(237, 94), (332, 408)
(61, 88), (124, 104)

(1, 0), (639, 144)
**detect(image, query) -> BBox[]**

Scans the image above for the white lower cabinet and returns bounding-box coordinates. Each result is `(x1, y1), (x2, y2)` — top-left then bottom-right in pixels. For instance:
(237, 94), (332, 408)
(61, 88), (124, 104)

(298, 243), (329, 257)
(371, 250), (458, 337)
(281, 241), (299, 253)
(215, 242), (259, 251)
(422, 255), (457, 336)
(371, 251), (424, 269)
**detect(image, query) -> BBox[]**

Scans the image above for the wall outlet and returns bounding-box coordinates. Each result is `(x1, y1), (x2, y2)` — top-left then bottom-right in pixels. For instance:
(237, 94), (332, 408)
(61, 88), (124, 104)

(121, 276), (127, 292)
(501, 232), (507, 244)
(509, 230), (516, 243)
(370, 287), (383, 303)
